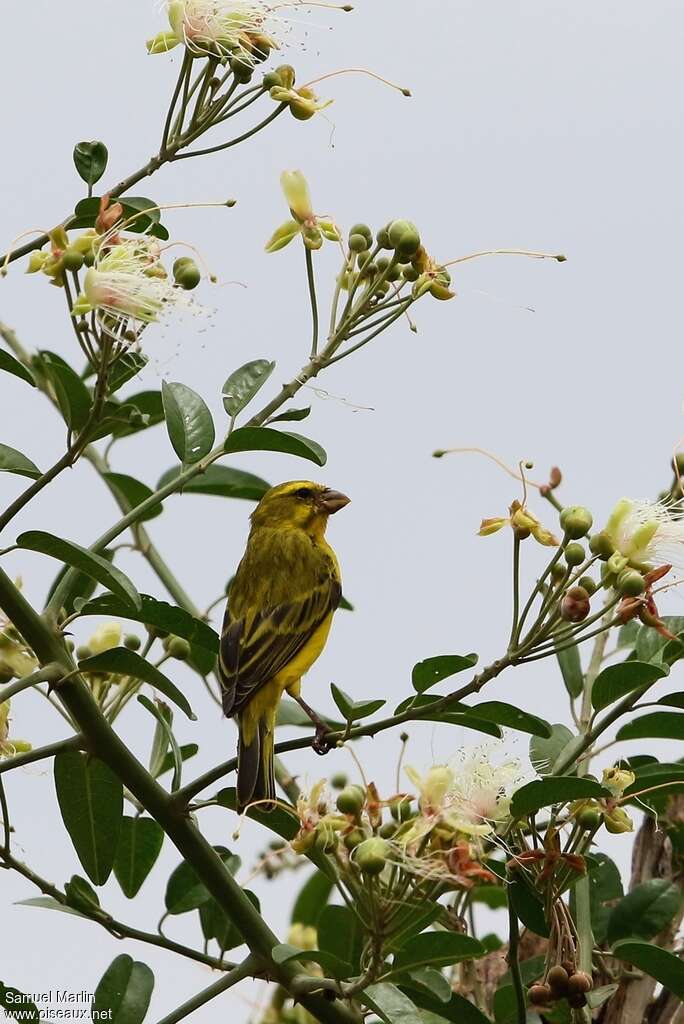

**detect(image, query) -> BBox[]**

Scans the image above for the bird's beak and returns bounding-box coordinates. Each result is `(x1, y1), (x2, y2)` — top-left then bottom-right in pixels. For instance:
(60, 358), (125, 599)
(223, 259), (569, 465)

(317, 489), (351, 514)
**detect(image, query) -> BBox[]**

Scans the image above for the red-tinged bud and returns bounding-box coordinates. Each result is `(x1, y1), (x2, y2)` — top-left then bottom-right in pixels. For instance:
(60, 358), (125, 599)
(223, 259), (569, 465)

(560, 586), (591, 622)
(549, 466), (562, 488)
(547, 966), (569, 997)
(528, 985), (552, 1006)
(95, 196), (124, 235)
(568, 972), (592, 995)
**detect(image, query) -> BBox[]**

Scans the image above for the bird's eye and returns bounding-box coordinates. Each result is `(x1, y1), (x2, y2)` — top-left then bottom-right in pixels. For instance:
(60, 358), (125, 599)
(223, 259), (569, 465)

(294, 487), (313, 499)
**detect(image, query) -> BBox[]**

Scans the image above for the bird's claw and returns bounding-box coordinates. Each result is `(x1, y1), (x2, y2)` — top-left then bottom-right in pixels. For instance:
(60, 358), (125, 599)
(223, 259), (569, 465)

(312, 727), (334, 755)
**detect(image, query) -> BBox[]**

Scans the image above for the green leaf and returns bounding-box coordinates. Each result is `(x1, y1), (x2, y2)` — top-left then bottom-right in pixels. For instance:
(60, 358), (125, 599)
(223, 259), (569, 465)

(165, 847), (239, 915)
(156, 465), (270, 501)
(0, 350), (36, 387)
(361, 984), (423, 1024)
(0, 443), (41, 480)
(530, 724), (575, 776)
(499, 954), (545, 989)
(330, 683), (385, 722)
(318, 905), (363, 973)
(412, 653), (478, 693)
(16, 896), (87, 918)
(460, 701), (551, 738)
(291, 870), (334, 927)
(607, 878), (682, 944)
(79, 647), (195, 720)
(510, 777), (608, 818)
(508, 880), (550, 937)
(586, 853), (623, 944)
(114, 816), (164, 899)
(103, 473), (163, 522)
(137, 696), (183, 792)
(17, 531), (141, 610)
(616, 711), (684, 741)
(224, 426), (327, 466)
(64, 873), (101, 914)
(1, 983), (41, 1024)
(271, 944), (352, 979)
(393, 694), (503, 738)
(617, 620), (640, 648)
(268, 406), (311, 424)
(107, 353), (147, 394)
(92, 955), (154, 1024)
(555, 640), (583, 698)
(109, 391), (165, 439)
(162, 381), (215, 465)
(657, 691), (684, 708)
(393, 932), (484, 973)
(199, 890), (258, 954)
(401, 987), (491, 1024)
(45, 550), (115, 618)
(385, 903), (442, 952)
(623, 763), (684, 808)
(404, 968), (451, 1004)
(120, 197), (168, 240)
(215, 787), (300, 842)
(276, 697), (344, 730)
(157, 744), (198, 779)
(76, 593), (218, 653)
(587, 985), (619, 1010)
(222, 359), (275, 417)
(591, 660), (668, 711)
(54, 750), (123, 885)
(73, 140), (108, 186)
(636, 616), (684, 663)
(470, 884), (507, 909)
(611, 940), (684, 999)
(38, 352), (92, 430)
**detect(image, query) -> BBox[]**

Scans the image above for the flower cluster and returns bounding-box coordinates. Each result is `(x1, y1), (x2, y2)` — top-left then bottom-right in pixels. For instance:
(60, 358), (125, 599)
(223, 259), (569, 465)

(148, 0), (281, 64)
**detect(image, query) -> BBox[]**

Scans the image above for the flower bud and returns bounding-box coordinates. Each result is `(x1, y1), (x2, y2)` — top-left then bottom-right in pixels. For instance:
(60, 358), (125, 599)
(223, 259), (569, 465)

(379, 821), (397, 839)
(164, 636), (191, 660)
(343, 827), (366, 850)
(547, 965), (569, 997)
(617, 568), (645, 597)
(589, 531), (615, 559)
(550, 561), (567, 582)
(390, 796), (413, 822)
(561, 960), (576, 977)
(124, 634), (141, 651)
(281, 170), (313, 222)
(603, 805), (633, 834)
(348, 233), (367, 253)
(349, 223), (372, 244)
(560, 586), (591, 622)
(76, 645), (92, 661)
(26, 252), (48, 274)
(88, 622), (122, 655)
(578, 575), (597, 595)
(568, 992), (588, 1009)
(560, 506), (593, 539)
(314, 822), (338, 853)
(330, 772), (348, 790)
(172, 257), (201, 290)
(388, 219), (414, 247)
(336, 786), (365, 816)
(564, 542), (585, 567)
(568, 972), (593, 995)
(355, 837), (389, 876)
(528, 984), (552, 1006)
(376, 227), (392, 249)
(576, 806), (602, 831)
(62, 249), (85, 272)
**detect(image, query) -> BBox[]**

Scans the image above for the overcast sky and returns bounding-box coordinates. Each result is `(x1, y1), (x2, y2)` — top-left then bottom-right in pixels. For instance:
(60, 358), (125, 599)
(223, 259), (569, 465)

(2, 1), (684, 1021)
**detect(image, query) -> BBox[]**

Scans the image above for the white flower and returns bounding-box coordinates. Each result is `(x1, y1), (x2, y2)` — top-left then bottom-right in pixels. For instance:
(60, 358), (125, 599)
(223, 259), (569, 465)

(149, 1), (287, 61)
(404, 742), (533, 844)
(74, 236), (194, 339)
(88, 622), (122, 656)
(604, 498), (684, 571)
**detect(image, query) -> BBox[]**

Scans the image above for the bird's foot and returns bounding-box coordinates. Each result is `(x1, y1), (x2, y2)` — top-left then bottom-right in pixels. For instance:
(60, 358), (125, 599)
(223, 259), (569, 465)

(312, 726), (334, 756)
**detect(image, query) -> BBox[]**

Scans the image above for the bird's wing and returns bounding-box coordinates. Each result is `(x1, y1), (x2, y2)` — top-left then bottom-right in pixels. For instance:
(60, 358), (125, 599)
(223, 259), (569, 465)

(219, 573), (341, 715)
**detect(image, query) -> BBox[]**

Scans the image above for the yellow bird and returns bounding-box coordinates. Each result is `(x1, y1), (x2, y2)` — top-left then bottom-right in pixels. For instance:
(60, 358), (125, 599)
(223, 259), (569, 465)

(219, 480), (350, 812)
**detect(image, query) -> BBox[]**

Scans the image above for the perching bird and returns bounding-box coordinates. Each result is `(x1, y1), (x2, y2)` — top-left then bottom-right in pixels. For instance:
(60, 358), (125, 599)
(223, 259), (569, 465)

(219, 480), (350, 812)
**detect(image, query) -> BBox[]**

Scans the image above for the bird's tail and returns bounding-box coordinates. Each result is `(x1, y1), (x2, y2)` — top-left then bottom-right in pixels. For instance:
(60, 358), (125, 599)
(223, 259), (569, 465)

(237, 709), (276, 814)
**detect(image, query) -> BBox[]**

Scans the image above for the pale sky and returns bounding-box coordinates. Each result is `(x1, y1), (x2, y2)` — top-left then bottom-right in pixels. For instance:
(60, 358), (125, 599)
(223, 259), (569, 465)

(1, 1), (684, 1021)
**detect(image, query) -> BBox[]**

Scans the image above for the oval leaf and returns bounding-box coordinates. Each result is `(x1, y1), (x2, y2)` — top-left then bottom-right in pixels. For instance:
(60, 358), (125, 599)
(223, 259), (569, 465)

(555, 640), (583, 698)
(611, 940), (684, 999)
(74, 592), (218, 653)
(73, 140), (108, 186)
(162, 381), (215, 465)
(393, 932), (484, 973)
(412, 654), (478, 693)
(0, 443), (41, 480)
(157, 464), (270, 501)
(224, 426), (326, 466)
(530, 723), (575, 776)
(17, 531), (141, 610)
(330, 683), (385, 722)
(165, 847), (238, 915)
(1, 984), (40, 1024)
(222, 359), (275, 417)
(103, 473), (163, 522)
(616, 711), (684, 742)
(460, 701), (551, 738)
(361, 985), (423, 1024)
(54, 750), (123, 885)
(591, 660), (668, 711)
(510, 777), (608, 819)
(78, 647), (195, 720)
(291, 870), (335, 927)
(113, 816), (164, 899)
(92, 955), (154, 1024)
(607, 878), (682, 944)
(38, 352), (92, 431)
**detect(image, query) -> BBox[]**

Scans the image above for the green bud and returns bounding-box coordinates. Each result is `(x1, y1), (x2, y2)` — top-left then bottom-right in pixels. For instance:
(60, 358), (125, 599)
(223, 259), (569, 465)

(550, 562), (567, 582)
(402, 265), (419, 282)
(564, 542), (586, 567)
(61, 248), (85, 272)
(230, 56), (253, 82)
(600, 564), (618, 588)
(376, 256), (390, 272)
(388, 219), (414, 247)
(617, 568), (646, 597)
(173, 257), (201, 290)
(343, 828), (365, 850)
(76, 645), (92, 661)
(123, 634), (141, 651)
(330, 772), (348, 790)
(577, 806), (603, 831)
(390, 796), (413, 822)
(578, 575), (598, 595)
(379, 821), (397, 839)
(349, 223), (372, 244)
(165, 636), (191, 660)
(607, 551), (628, 576)
(589, 531), (615, 559)
(376, 227), (392, 249)
(560, 506), (593, 539)
(397, 229), (420, 258)
(355, 837), (389, 876)
(336, 786), (365, 816)
(348, 233), (367, 253)
(314, 823), (338, 853)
